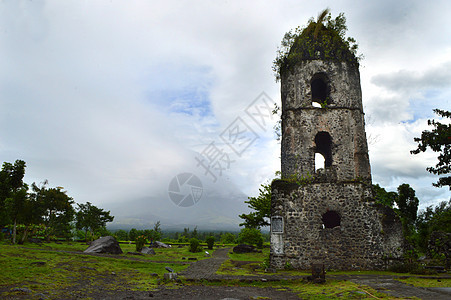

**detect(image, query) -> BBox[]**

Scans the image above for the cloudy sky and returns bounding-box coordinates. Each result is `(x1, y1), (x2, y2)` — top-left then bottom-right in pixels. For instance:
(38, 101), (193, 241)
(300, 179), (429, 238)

(1, 0), (449, 230)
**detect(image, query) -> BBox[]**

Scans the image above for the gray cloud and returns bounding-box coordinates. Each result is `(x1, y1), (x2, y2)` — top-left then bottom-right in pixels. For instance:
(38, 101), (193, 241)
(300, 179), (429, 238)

(371, 62), (451, 92)
(1, 1), (450, 229)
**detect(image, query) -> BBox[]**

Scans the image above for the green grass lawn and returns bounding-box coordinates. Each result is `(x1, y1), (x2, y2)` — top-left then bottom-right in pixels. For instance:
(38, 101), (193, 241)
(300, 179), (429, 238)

(1, 241), (449, 299)
(396, 277), (451, 288)
(0, 241), (198, 298)
(19, 240), (211, 262)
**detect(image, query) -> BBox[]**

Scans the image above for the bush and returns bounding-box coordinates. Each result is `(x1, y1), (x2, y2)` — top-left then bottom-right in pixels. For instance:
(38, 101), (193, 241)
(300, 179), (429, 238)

(388, 262), (419, 273)
(220, 232), (236, 244)
(261, 255), (270, 270)
(114, 229), (128, 241)
(189, 238), (202, 253)
(237, 227), (264, 248)
(284, 261), (294, 270)
(206, 236), (215, 250)
(0, 232), (4, 241)
(135, 235), (147, 252)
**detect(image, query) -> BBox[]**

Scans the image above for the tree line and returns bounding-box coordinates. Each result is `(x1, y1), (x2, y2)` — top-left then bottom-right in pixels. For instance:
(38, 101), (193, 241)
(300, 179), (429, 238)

(113, 226), (269, 246)
(0, 160), (114, 244)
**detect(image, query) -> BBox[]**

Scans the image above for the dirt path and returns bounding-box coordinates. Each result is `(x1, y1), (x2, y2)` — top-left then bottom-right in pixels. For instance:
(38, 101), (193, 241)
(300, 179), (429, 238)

(179, 247), (230, 279)
(177, 248), (451, 299)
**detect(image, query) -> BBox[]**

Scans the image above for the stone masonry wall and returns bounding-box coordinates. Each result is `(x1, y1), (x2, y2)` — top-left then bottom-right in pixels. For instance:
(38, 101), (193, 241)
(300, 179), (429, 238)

(272, 58), (404, 271)
(281, 108), (371, 181)
(280, 60), (371, 182)
(270, 180), (404, 270)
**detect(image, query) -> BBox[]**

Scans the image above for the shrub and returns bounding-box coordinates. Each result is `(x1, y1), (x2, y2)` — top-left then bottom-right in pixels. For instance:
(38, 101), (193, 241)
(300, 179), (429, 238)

(206, 236), (215, 250)
(237, 227), (264, 248)
(261, 255), (270, 270)
(284, 261), (294, 270)
(135, 235), (147, 252)
(220, 232), (236, 244)
(388, 262), (419, 273)
(189, 238), (202, 253)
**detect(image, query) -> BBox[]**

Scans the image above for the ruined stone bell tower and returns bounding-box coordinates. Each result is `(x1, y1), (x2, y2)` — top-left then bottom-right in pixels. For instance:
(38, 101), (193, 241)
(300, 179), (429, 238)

(269, 16), (404, 270)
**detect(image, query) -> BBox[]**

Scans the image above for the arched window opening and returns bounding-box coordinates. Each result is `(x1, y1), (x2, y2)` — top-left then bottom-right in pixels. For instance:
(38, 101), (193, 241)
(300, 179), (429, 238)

(315, 132), (332, 168)
(322, 211), (341, 228)
(315, 153), (325, 171)
(311, 73), (329, 107)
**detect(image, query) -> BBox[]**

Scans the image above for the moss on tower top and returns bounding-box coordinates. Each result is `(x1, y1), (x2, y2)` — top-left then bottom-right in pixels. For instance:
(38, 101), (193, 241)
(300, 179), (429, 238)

(273, 10), (361, 81)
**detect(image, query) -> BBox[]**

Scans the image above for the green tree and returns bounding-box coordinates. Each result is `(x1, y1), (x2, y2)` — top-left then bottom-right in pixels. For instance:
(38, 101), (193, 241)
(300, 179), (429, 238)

(191, 226), (198, 239)
(5, 186), (29, 244)
(75, 202), (114, 241)
(220, 232), (236, 244)
(128, 228), (138, 241)
(415, 200), (451, 253)
(189, 238), (202, 253)
(237, 227), (264, 248)
(153, 221), (162, 240)
(373, 183), (420, 243)
(206, 236), (215, 250)
(373, 184), (397, 207)
(31, 181), (75, 240)
(0, 160), (28, 244)
(396, 184), (419, 230)
(303, 8), (330, 39)
(411, 109), (450, 189)
(239, 183), (271, 229)
(115, 229), (128, 241)
(143, 225), (161, 243)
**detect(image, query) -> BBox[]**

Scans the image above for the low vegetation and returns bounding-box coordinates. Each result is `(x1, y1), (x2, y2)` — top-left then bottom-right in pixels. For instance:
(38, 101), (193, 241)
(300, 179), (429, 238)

(1, 239), (449, 299)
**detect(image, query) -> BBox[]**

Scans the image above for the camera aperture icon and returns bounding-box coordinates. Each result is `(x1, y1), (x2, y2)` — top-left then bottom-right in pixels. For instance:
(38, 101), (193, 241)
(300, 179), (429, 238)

(168, 173), (203, 207)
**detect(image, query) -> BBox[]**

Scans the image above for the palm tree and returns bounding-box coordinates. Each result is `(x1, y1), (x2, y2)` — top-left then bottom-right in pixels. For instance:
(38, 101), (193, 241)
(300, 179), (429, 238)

(303, 8), (330, 39)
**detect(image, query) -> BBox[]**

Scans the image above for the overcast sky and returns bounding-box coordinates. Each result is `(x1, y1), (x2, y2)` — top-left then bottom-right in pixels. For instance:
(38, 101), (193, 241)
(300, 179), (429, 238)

(1, 0), (449, 229)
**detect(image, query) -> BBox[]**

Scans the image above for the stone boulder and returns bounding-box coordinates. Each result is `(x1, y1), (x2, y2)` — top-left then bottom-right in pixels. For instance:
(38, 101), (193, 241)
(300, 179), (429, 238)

(152, 241), (170, 248)
(141, 247), (156, 255)
(84, 236), (123, 254)
(233, 244), (261, 254)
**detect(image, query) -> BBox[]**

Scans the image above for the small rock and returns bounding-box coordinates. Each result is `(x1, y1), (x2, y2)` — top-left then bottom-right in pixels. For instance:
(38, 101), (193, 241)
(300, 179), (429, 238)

(233, 244), (259, 254)
(111, 271), (116, 275)
(31, 261), (46, 266)
(152, 241), (170, 248)
(150, 273), (158, 277)
(141, 247), (156, 255)
(28, 238), (42, 243)
(11, 287), (32, 294)
(265, 267), (277, 273)
(164, 273), (178, 281)
(34, 292), (46, 299)
(354, 291), (366, 295)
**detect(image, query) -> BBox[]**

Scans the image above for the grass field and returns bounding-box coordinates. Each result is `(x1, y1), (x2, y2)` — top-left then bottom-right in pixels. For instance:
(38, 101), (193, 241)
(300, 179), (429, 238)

(1, 241), (450, 299)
